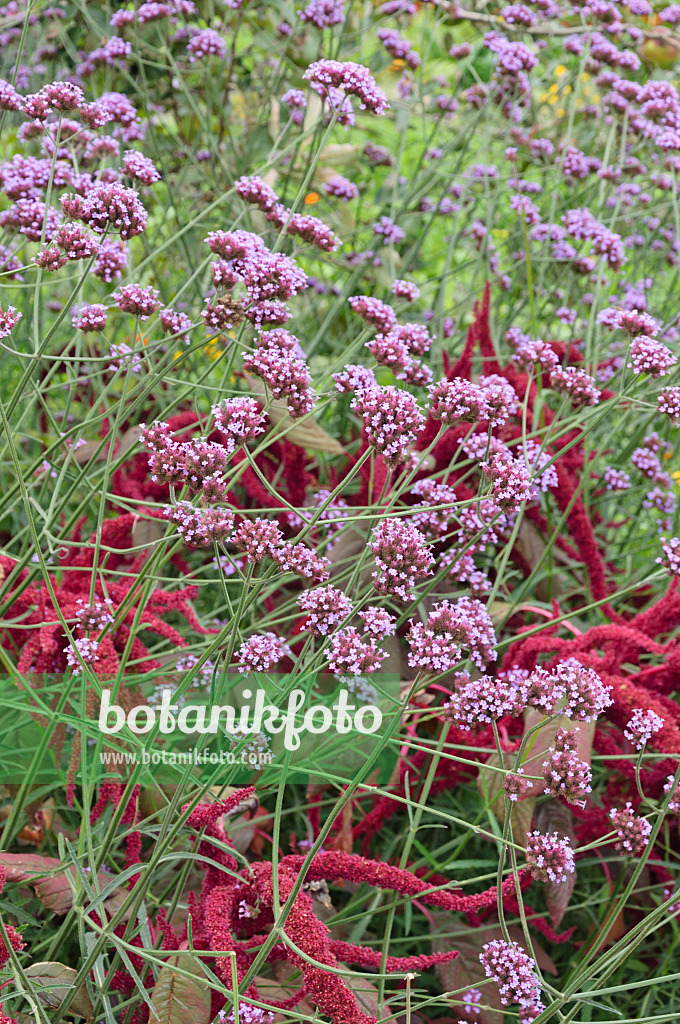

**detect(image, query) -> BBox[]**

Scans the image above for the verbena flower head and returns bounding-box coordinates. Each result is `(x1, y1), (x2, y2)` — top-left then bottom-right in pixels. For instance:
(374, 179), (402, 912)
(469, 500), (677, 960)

(408, 598), (497, 672)
(237, 633), (289, 671)
(323, 174), (359, 201)
(624, 708), (664, 749)
(112, 283), (160, 319)
(604, 467), (631, 490)
(333, 364), (377, 393)
(525, 831), (575, 883)
(65, 637), (100, 673)
(663, 775), (680, 813)
(0, 304), (22, 338)
(243, 344), (316, 419)
(297, 585), (353, 636)
(658, 386), (680, 426)
(479, 939), (542, 1009)
(273, 543), (330, 581)
(348, 295), (397, 331)
(187, 28), (226, 61)
(303, 59), (389, 116)
(392, 279), (420, 301)
(657, 536), (680, 576)
(530, 658), (612, 721)
(628, 335), (677, 377)
(72, 304), (107, 333)
(211, 397), (266, 451)
(482, 451), (534, 513)
(326, 627), (388, 675)
(358, 608), (396, 639)
(233, 518), (283, 563)
(351, 385), (424, 466)
(609, 802), (652, 855)
(93, 238), (128, 281)
(549, 365), (601, 406)
(165, 501), (235, 546)
(503, 768), (532, 801)
(542, 728), (592, 804)
(122, 150), (161, 185)
(446, 673), (525, 728)
(370, 518), (434, 601)
(297, 0), (345, 28)
(73, 181), (148, 239)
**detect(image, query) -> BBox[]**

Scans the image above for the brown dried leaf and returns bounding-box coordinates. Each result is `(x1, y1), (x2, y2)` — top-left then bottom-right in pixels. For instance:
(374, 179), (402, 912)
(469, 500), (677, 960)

(118, 424), (144, 458)
(149, 953), (211, 1024)
(318, 143), (360, 165)
(131, 515), (166, 551)
(0, 853), (124, 918)
(24, 962), (93, 1019)
(72, 439), (105, 465)
(245, 374), (344, 453)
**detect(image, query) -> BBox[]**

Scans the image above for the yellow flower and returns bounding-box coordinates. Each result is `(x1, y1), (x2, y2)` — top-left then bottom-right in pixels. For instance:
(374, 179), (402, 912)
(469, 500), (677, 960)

(555, 64), (567, 76)
(204, 340), (222, 360)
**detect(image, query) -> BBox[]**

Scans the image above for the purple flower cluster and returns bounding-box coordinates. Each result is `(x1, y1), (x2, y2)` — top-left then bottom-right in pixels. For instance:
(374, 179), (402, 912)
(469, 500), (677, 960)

(624, 707), (664, 749)
(112, 283), (160, 319)
(237, 633), (290, 671)
(243, 336), (316, 419)
(479, 939), (542, 1010)
(525, 831), (575, 883)
(297, 0), (345, 28)
(549, 366), (601, 406)
(542, 728), (592, 804)
(165, 501), (235, 546)
(65, 636), (100, 673)
(326, 627), (388, 675)
(351, 385), (424, 466)
(429, 376), (516, 427)
(234, 175), (340, 252)
(446, 673), (525, 727)
(64, 181), (147, 239)
(297, 585), (353, 636)
(609, 802), (652, 855)
(370, 517), (434, 601)
(303, 59), (389, 116)
(408, 598), (497, 672)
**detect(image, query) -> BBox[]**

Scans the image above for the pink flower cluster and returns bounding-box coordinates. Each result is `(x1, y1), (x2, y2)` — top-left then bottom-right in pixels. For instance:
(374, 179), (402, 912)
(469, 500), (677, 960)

(609, 802), (652, 855)
(370, 518), (434, 600)
(479, 939), (542, 1010)
(351, 386), (425, 466)
(542, 728), (592, 804)
(408, 598), (497, 672)
(624, 707), (664, 749)
(525, 831), (575, 883)
(303, 59), (389, 116)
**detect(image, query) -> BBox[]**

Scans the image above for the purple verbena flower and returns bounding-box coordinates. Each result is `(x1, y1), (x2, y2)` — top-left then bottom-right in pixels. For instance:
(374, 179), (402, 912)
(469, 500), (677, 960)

(525, 831), (575, 883)
(479, 939), (542, 1009)
(609, 802), (652, 855)
(624, 708), (664, 750)
(370, 517), (433, 601)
